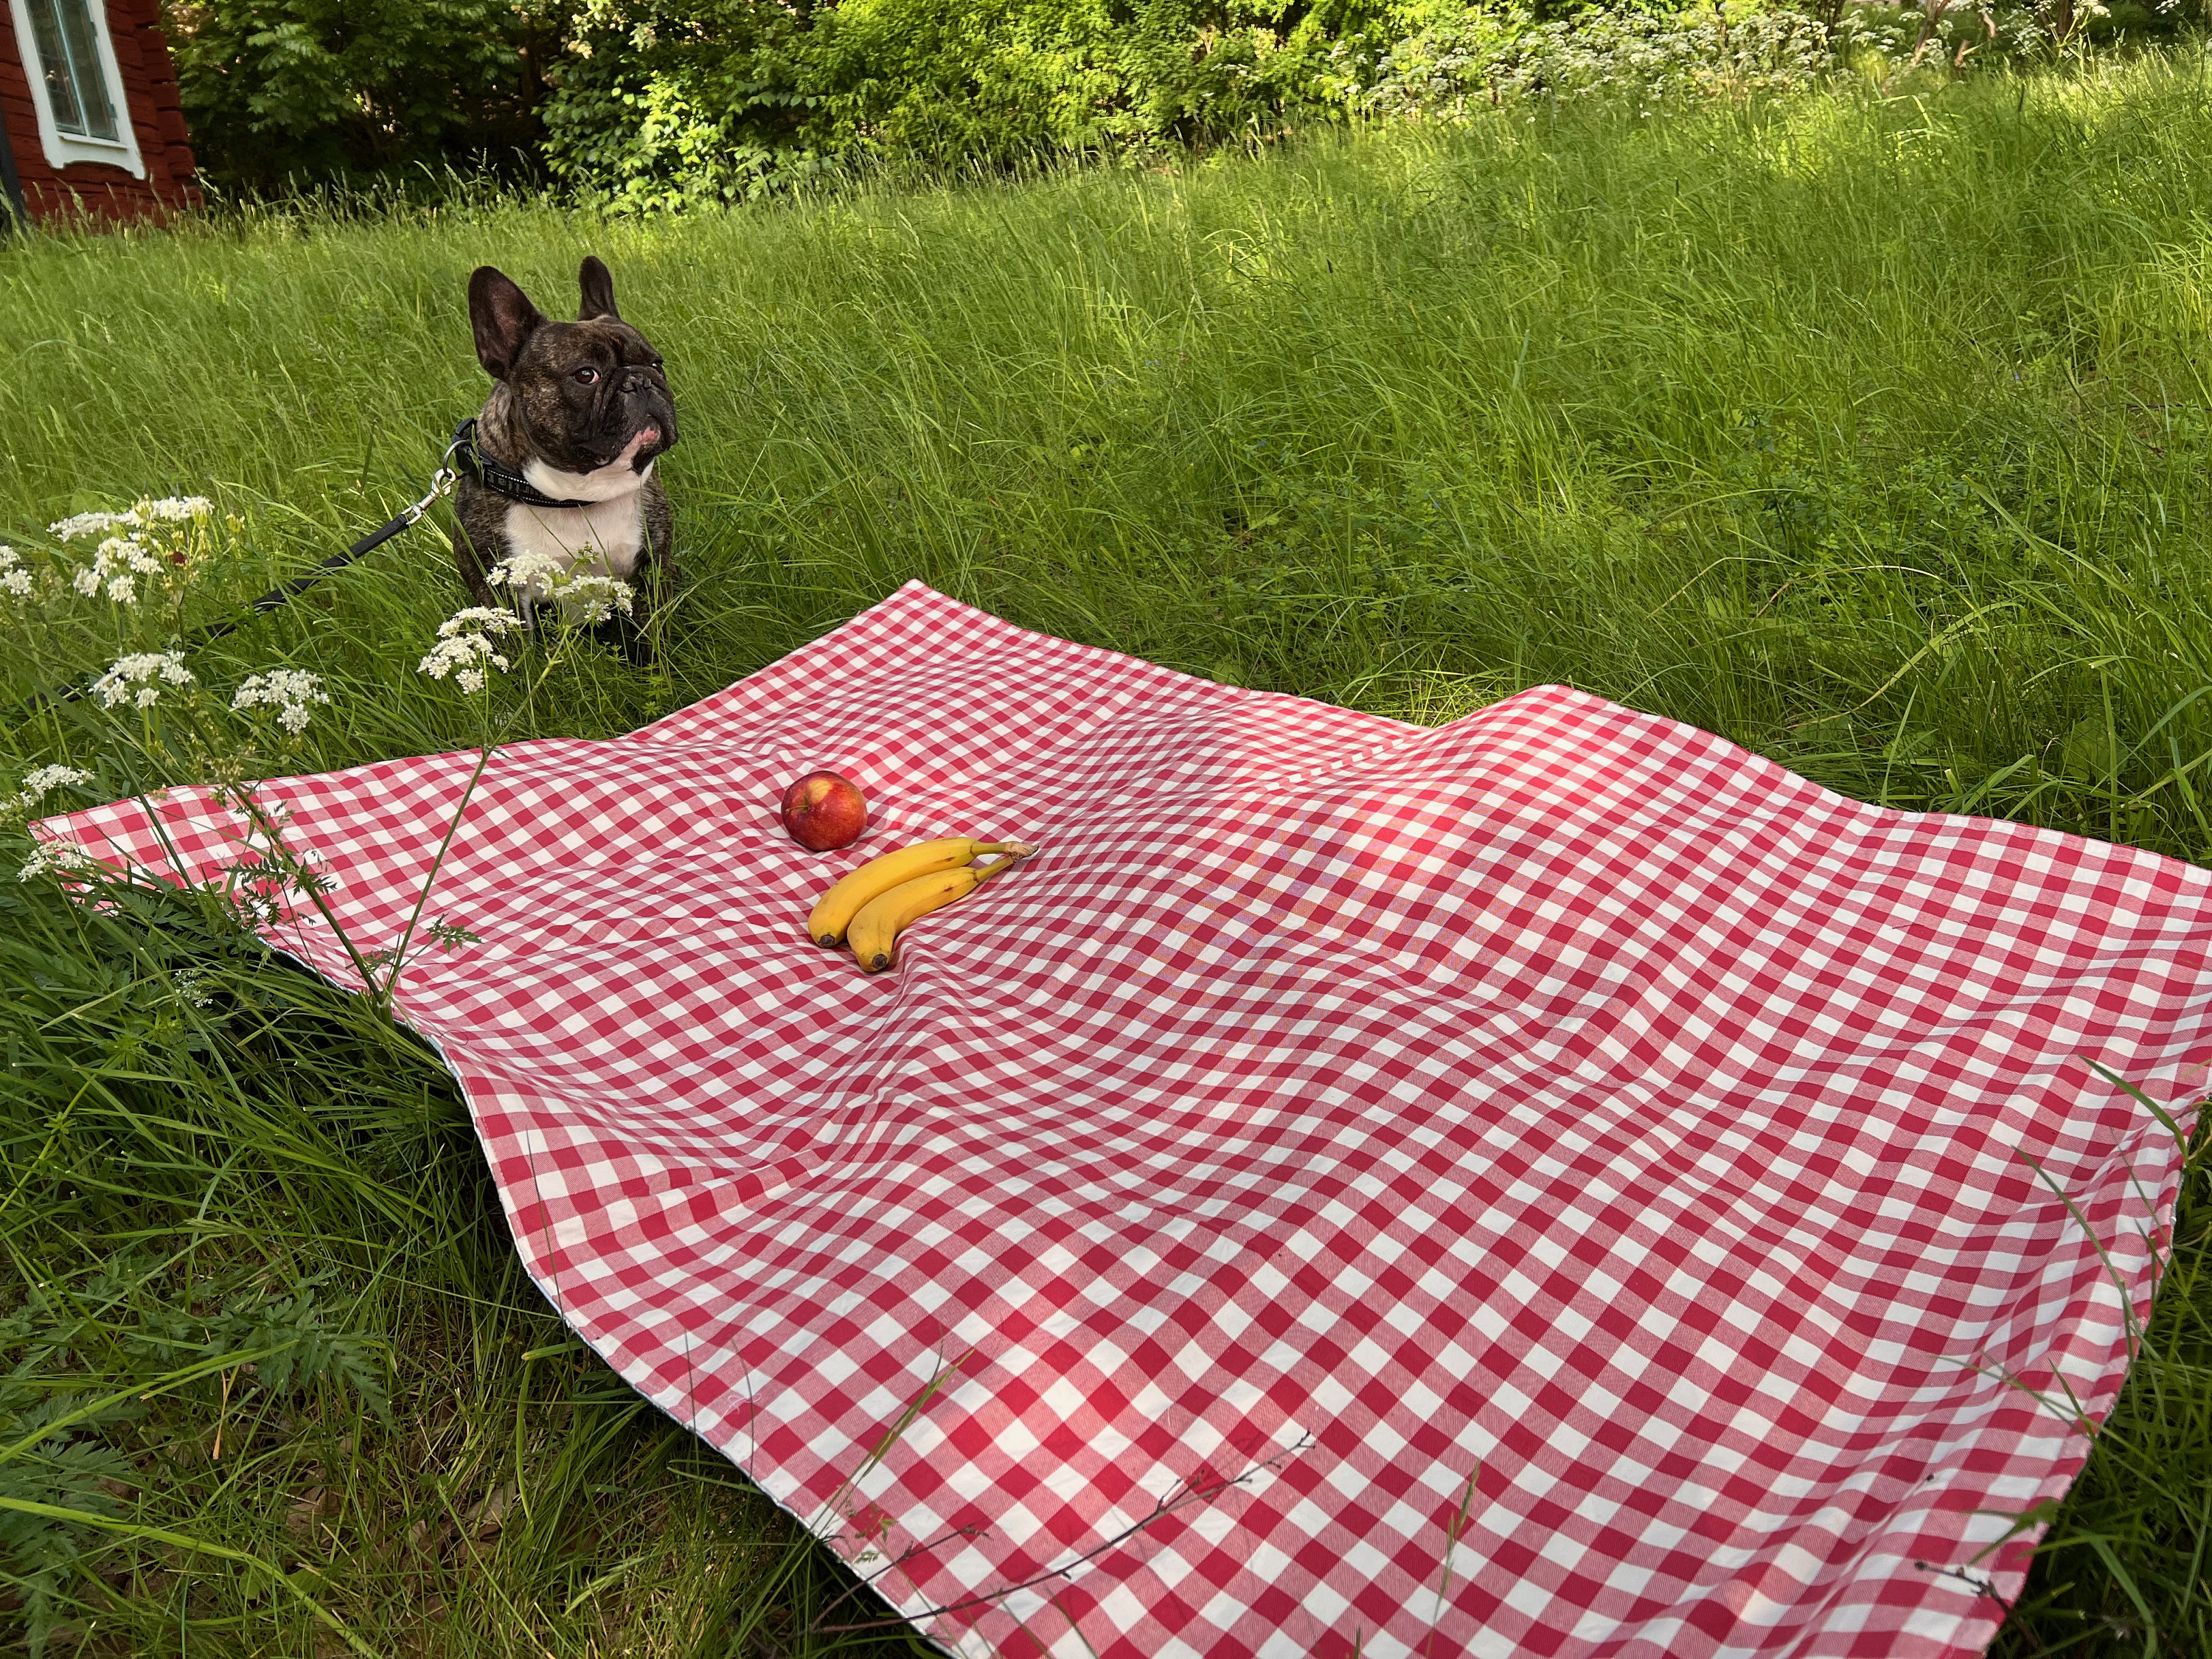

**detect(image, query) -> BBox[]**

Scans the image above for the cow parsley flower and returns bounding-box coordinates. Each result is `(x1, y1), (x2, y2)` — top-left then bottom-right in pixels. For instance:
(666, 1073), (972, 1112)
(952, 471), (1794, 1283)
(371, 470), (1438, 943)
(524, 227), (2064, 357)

(441, 606), (522, 636)
(69, 533), (165, 605)
(487, 548), (569, 598)
(18, 838), (96, 883)
(419, 607), (521, 689)
(50, 497), (212, 542)
(102, 535), (164, 576)
(16, 765), (93, 810)
(93, 652), (194, 709)
(232, 668), (328, 734)
(557, 572), (634, 626)
(0, 546), (29, 601)
(488, 550), (635, 626)
(49, 509), (133, 542)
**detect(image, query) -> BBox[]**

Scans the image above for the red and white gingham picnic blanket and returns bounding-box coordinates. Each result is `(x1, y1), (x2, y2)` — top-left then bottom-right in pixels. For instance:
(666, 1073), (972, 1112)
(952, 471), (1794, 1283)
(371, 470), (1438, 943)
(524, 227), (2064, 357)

(41, 582), (2212, 1657)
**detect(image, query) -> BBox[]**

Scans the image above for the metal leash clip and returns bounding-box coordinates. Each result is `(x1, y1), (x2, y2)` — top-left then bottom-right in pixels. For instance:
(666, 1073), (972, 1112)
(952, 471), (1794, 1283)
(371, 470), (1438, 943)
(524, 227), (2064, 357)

(403, 465), (459, 526)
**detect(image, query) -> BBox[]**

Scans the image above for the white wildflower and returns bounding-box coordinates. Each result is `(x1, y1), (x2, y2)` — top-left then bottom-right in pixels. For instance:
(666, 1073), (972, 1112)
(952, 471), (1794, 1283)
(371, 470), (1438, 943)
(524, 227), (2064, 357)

(419, 634), (511, 684)
(420, 607), (521, 688)
(557, 573), (634, 626)
(0, 546), (28, 602)
(101, 535), (163, 576)
(18, 838), (96, 883)
(439, 606), (525, 638)
(50, 497), (209, 542)
(172, 967), (215, 1008)
(488, 550), (633, 625)
(17, 764), (93, 810)
(49, 509), (134, 542)
(71, 532), (164, 604)
(487, 548), (569, 598)
(232, 668), (328, 734)
(94, 652), (194, 709)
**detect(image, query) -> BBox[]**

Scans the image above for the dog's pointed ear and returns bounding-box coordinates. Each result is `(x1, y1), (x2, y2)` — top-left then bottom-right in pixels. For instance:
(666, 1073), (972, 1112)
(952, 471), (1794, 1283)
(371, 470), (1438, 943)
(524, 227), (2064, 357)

(469, 266), (543, 380)
(578, 256), (620, 322)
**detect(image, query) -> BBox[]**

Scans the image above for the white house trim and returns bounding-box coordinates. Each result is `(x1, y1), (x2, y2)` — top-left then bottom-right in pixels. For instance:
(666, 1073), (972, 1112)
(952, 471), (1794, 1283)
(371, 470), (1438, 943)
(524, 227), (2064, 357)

(8, 0), (145, 179)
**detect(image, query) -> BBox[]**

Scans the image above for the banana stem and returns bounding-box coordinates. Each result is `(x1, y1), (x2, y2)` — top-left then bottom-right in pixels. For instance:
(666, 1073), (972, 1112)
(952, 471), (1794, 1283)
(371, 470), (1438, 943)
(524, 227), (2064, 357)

(975, 841), (1036, 860)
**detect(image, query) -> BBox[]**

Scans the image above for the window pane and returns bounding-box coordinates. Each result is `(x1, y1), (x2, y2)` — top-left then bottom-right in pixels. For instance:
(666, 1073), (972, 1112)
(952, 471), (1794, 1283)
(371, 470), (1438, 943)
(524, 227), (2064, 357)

(24, 0), (121, 144)
(23, 0), (85, 134)
(55, 0), (118, 141)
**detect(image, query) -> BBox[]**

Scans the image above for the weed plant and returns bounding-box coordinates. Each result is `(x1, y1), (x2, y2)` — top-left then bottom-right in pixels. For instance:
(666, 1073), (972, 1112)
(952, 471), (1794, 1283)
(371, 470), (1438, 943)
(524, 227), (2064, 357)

(7, 55), (2212, 1655)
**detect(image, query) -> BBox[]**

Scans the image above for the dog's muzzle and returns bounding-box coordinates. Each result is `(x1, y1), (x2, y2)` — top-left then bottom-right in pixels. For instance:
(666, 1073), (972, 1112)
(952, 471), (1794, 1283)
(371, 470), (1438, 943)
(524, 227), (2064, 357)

(612, 372), (677, 470)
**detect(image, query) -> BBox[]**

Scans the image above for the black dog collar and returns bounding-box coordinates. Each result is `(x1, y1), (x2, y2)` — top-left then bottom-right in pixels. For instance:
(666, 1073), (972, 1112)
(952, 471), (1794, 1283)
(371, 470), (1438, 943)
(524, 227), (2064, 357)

(448, 417), (596, 511)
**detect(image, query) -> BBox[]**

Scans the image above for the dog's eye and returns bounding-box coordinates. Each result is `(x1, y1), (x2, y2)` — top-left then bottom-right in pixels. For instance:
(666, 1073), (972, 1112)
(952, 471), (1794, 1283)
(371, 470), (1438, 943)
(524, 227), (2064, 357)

(574, 366), (601, 385)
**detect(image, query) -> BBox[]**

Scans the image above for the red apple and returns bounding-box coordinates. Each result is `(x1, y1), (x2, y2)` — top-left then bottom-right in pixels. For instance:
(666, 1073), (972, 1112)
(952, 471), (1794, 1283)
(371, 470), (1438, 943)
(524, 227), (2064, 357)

(780, 771), (868, 851)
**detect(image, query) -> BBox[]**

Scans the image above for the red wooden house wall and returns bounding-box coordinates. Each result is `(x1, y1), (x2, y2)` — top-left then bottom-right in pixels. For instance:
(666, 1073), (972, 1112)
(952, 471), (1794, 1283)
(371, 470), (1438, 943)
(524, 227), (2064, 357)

(1, 0), (198, 223)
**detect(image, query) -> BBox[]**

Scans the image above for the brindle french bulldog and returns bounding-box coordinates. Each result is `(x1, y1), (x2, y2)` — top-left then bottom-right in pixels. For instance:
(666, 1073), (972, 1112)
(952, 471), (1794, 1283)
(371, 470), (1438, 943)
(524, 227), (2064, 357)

(455, 257), (678, 660)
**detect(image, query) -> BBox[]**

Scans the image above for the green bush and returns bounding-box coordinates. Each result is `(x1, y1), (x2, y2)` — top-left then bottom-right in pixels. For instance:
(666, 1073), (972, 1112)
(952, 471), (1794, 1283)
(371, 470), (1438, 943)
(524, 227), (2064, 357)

(540, 0), (1389, 209)
(161, 0), (574, 189)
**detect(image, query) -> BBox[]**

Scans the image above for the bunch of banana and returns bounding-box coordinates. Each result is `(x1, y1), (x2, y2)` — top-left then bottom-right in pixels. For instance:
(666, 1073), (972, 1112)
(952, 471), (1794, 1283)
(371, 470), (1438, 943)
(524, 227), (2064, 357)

(807, 837), (1036, 972)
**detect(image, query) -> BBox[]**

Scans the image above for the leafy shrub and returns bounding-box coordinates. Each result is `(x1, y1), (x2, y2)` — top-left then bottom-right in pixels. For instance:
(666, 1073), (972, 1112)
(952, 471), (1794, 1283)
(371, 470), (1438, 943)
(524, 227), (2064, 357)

(541, 0), (1391, 209)
(1368, 1), (1835, 114)
(161, 0), (574, 189)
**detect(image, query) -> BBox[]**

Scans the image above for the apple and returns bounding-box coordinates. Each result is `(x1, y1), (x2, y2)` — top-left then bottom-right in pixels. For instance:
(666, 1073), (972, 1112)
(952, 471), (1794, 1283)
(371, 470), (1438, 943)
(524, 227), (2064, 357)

(780, 771), (868, 851)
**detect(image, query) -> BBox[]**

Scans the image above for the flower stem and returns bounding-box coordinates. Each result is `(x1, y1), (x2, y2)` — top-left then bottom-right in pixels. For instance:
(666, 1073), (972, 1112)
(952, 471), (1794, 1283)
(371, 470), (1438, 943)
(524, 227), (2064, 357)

(380, 742), (495, 1015)
(231, 786), (389, 1006)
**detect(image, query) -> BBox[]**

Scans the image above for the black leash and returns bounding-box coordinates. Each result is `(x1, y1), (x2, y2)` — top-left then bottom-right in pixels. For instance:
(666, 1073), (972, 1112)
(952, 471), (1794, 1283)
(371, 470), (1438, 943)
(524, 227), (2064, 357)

(189, 462), (459, 652)
(10, 420), (595, 721)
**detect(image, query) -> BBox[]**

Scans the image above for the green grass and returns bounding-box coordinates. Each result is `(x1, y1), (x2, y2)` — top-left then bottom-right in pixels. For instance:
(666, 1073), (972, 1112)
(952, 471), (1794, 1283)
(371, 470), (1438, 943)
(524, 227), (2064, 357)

(8, 53), (2212, 1655)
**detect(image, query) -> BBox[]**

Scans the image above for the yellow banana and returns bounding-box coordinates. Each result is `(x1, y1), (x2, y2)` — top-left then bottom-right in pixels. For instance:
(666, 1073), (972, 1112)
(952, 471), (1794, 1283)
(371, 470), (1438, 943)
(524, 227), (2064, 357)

(849, 855), (1021, 973)
(807, 837), (1034, 947)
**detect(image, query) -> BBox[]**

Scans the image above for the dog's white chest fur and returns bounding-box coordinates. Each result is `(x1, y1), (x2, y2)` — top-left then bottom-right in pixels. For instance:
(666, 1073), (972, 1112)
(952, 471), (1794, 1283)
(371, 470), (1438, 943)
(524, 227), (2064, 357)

(499, 457), (655, 591)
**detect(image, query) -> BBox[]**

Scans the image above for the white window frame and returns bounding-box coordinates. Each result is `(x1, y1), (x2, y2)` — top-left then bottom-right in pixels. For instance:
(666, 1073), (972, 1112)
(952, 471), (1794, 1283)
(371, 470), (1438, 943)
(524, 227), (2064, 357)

(9, 0), (145, 178)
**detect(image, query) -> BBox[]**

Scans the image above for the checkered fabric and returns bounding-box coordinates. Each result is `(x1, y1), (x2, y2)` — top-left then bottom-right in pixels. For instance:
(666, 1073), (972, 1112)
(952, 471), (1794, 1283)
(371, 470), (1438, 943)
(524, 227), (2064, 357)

(38, 582), (2212, 1658)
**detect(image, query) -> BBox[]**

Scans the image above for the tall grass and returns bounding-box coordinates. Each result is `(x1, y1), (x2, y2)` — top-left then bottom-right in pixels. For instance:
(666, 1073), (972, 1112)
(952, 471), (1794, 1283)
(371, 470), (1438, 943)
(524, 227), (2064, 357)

(7, 55), (2212, 1654)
